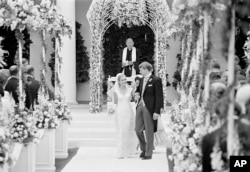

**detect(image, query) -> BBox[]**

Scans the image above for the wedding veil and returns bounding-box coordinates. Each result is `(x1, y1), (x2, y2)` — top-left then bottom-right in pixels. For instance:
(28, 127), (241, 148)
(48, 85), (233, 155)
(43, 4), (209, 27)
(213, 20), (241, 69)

(114, 73), (124, 93)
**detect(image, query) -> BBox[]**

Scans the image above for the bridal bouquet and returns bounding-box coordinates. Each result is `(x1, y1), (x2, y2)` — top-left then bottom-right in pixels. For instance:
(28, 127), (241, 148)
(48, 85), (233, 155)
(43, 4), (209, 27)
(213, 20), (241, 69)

(53, 99), (72, 122)
(8, 107), (38, 144)
(34, 101), (59, 129)
(107, 103), (117, 115)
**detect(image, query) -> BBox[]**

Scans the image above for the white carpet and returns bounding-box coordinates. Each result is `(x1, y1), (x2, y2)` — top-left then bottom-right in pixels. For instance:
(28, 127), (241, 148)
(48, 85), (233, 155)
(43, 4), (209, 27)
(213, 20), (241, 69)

(61, 147), (169, 172)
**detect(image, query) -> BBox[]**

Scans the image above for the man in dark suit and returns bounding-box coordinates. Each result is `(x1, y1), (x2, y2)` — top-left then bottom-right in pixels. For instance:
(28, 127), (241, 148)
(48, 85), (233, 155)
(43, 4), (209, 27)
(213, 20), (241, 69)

(26, 65), (40, 109)
(202, 97), (242, 172)
(135, 61), (164, 160)
(5, 65), (19, 104)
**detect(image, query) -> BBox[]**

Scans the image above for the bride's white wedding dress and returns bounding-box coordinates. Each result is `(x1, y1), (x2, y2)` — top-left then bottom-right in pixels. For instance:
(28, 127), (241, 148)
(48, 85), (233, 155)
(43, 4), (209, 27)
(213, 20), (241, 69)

(114, 87), (138, 158)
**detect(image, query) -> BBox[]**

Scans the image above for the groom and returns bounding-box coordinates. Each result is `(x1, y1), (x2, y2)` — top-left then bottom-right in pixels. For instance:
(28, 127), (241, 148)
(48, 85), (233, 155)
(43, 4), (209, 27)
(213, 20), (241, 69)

(135, 61), (164, 160)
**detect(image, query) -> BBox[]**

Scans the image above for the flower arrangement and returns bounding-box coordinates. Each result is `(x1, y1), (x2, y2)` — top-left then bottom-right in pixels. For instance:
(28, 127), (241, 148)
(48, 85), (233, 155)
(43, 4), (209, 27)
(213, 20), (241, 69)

(112, 0), (148, 27)
(2, 0), (42, 31)
(34, 100), (59, 129)
(169, 92), (206, 172)
(107, 103), (116, 115)
(243, 31), (250, 60)
(8, 107), (38, 144)
(53, 99), (72, 122)
(38, 0), (72, 38)
(0, 0), (72, 38)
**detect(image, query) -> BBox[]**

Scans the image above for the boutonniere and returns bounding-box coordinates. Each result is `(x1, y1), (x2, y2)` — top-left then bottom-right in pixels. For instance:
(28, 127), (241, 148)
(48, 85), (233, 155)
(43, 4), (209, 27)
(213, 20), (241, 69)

(149, 78), (152, 82)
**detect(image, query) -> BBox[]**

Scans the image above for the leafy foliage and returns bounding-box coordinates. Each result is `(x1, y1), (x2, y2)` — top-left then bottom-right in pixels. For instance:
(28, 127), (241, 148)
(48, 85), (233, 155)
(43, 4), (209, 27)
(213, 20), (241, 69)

(0, 27), (31, 68)
(76, 22), (90, 83)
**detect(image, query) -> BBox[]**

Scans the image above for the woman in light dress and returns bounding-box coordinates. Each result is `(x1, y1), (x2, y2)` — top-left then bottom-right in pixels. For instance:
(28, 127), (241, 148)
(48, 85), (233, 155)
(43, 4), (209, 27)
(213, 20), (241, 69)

(111, 73), (138, 159)
(0, 70), (13, 126)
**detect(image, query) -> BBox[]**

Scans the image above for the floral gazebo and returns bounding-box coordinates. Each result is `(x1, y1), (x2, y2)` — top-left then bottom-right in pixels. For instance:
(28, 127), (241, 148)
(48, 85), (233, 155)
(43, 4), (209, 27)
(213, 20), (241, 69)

(87, 0), (174, 113)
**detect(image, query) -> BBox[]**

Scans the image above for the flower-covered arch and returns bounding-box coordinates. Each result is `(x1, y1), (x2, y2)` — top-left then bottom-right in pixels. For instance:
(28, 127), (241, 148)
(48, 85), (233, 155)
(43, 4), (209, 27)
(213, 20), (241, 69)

(87, 0), (173, 113)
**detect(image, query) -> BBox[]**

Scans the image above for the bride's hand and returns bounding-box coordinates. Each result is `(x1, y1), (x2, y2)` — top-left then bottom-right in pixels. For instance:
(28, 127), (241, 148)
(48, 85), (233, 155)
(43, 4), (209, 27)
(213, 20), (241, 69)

(134, 93), (140, 101)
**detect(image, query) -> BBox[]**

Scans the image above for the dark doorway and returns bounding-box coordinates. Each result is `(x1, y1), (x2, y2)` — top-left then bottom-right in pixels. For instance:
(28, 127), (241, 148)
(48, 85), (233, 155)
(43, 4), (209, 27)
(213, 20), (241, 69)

(102, 24), (155, 94)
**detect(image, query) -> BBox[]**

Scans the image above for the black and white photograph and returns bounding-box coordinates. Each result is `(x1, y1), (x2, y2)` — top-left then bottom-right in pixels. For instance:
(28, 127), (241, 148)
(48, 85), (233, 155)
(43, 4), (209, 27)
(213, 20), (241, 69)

(0, 0), (250, 172)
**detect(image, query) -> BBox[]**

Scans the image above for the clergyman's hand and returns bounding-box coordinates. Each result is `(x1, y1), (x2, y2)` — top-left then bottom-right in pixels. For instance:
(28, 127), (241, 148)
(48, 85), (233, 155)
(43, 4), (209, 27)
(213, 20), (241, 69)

(153, 113), (160, 120)
(122, 62), (128, 67)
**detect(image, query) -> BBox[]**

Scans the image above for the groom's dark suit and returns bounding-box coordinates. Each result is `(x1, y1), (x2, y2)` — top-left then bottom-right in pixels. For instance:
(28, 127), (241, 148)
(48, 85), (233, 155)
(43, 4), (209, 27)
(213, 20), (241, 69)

(135, 74), (164, 158)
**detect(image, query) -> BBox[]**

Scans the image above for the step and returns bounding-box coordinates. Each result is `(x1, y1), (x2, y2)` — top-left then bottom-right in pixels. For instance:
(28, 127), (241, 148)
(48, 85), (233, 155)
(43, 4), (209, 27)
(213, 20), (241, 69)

(70, 121), (115, 128)
(68, 128), (117, 139)
(68, 138), (116, 148)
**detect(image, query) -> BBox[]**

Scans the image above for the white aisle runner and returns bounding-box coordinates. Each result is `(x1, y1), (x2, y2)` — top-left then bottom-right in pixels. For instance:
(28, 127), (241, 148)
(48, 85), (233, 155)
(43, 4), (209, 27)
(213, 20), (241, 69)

(61, 147), (168, 172)
(63, 105), (170, 172)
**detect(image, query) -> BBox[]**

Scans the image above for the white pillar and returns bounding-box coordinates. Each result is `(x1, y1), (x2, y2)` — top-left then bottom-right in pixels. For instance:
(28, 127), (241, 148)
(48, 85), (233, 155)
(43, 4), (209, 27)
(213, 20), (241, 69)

(57, 0), (77, 104)
(30, 31), (54, 91)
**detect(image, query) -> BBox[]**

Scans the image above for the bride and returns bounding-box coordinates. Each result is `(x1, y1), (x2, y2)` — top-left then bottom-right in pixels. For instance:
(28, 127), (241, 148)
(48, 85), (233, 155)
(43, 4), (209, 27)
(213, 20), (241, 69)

(111, 73), (138, 159)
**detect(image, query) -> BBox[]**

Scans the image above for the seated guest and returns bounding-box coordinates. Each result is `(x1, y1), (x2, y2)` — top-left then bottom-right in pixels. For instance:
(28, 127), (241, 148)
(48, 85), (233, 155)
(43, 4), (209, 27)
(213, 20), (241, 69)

(237, 75), (247, 88)
(24, 74), (32, 110)
(0, 84), (11, 126)
(211, 60), (221, 73)
(236, 85), (250, 155)
(0, 70), (14, 108)
(246, 68), (250, 83)
(235, 64), (242, 76)
(22, 58), (29, 67)
(210, 72), (221, 83)
(235, 55), (240, 64)
(202, 97), (242, 172)
(221, 70), (228, 85)
(236, 84), (250, 115)
(26, 65), (40, 109)
(5, 65), (19, 104)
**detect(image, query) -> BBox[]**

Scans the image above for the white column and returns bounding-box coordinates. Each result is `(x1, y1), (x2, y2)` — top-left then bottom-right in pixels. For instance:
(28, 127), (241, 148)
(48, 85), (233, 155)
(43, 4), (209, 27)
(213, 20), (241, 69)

(57, 0), (77, 104)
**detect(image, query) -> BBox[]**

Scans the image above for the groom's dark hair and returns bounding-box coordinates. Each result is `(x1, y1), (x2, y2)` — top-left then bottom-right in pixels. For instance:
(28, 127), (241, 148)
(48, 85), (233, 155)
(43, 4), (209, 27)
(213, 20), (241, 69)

(139, 62), (153, 71)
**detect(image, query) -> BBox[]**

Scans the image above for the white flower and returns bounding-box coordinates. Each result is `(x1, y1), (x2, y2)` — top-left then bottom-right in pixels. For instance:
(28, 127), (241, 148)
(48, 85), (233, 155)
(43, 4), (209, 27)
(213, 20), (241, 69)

(0, 18), (4, 27)
(10, 20), (18, 31)
(183, 126), (191, 134)
(189, 163), (197, 171)
(51, 123), (55, 128)
(193, 133), (199, 139)
(177, 153), (184, 160)
(178, 124), (184, 130)
(191, 147), (199, 154)
(14, 132), (19, 137)
(188, 138), (195, 145)
(211, 150), (224, 170)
